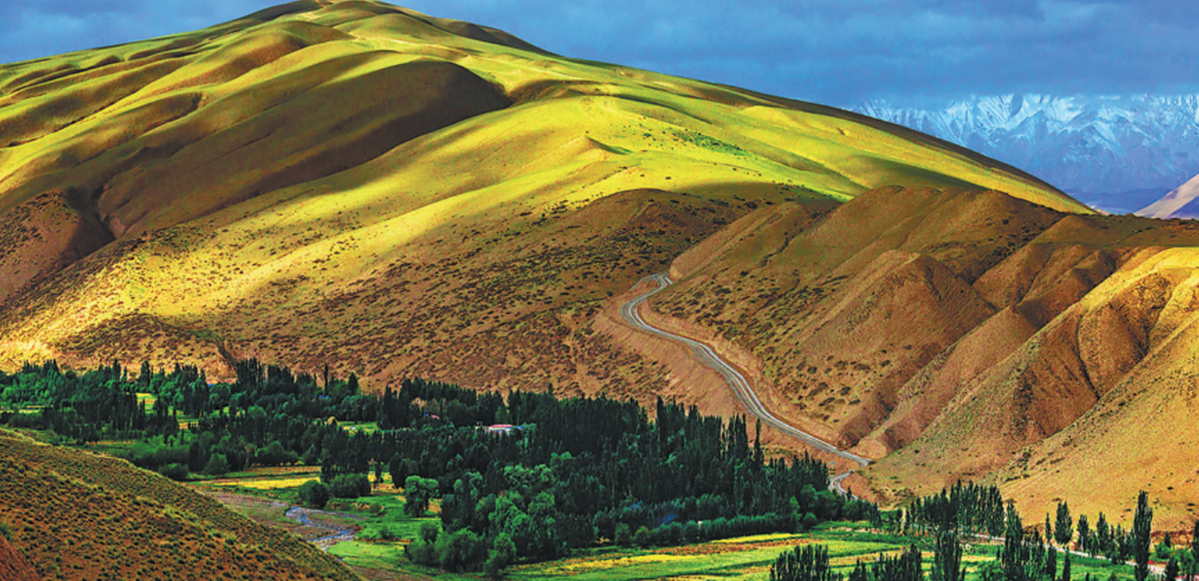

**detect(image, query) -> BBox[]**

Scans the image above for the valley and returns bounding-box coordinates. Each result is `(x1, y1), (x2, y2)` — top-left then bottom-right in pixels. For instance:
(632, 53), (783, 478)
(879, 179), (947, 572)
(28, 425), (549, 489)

(1, 0), (1198, 579)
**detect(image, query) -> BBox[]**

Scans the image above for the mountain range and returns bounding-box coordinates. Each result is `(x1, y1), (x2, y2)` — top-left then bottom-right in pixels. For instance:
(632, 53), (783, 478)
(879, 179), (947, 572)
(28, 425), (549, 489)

(3, 1), (1199, 568)
(852, 95), (1199, 213)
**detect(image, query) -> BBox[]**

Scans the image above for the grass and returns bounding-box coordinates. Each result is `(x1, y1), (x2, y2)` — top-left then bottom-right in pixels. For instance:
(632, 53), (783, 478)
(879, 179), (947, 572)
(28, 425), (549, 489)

(0, 428), (357, 581)
(505, 532), (905, 580)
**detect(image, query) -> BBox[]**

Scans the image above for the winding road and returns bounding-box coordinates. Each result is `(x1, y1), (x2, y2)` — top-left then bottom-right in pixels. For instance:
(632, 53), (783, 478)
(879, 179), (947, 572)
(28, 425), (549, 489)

(620, 273), (870, 494)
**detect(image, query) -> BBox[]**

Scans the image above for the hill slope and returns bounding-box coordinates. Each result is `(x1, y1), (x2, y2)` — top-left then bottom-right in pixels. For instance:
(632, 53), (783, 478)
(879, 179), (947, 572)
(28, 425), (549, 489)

(645, 183), (1199, 528)
(0, 429), (355, 580)
(1138, 173), (1199, 219)
(0, 0), (1080, 405)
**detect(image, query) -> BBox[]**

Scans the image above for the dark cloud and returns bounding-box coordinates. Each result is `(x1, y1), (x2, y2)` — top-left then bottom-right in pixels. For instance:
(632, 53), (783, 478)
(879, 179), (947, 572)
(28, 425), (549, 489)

(3, 0), (1197, 107)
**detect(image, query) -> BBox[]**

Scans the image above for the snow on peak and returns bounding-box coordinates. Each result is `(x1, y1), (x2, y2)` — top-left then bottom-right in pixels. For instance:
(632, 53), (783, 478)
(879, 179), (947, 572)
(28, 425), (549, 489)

(850, 94), (1199, 197)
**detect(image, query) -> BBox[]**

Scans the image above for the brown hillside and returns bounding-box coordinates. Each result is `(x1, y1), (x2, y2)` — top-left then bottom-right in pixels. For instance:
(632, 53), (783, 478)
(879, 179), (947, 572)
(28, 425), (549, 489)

(0, 0), (1077, 411)
(647, 185), (1199, 522)
(0, 536), (40, 581)
(0, 429), (355, 581)
(9, 0), (1178, 529)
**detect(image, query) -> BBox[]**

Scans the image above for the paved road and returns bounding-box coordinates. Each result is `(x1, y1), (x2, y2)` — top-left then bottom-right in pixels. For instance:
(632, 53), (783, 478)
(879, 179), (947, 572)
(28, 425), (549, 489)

(620, 273), (870, 494)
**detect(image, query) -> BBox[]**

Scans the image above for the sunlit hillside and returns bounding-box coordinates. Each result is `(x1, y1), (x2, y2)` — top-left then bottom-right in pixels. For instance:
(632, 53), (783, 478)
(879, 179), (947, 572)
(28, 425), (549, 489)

(0, 429), (356, 580)
(648, 184), (1199, 529)
(0, 0), (1081, 395)
(3, 0), (1159, 530)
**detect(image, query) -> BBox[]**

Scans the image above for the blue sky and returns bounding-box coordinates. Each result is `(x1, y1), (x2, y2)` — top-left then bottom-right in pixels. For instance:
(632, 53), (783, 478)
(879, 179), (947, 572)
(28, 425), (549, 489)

(3, 0), (1196, 107)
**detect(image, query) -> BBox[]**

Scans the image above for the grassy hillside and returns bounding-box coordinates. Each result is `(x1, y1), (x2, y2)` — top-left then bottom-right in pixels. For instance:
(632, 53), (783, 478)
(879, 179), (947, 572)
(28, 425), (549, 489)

(10, 0), (1179, 531)
(647, 184), (1199, 528)
(0, 429), (356, 580)
(0, 0), (1081, 404)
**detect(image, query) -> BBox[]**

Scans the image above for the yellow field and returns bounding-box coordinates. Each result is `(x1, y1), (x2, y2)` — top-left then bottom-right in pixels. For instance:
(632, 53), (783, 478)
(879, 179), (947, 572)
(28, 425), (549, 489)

(212, 476), (318, 490)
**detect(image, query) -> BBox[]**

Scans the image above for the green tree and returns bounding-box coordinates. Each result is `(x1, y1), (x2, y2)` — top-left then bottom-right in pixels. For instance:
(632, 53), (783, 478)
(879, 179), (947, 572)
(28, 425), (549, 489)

(1062, 553), (1071, 581)
(614, 523), (631, 547)
(404, 476), (438, 517)
(203, 453), (230, 475)
(1157, 533), (1174, 559)
(1133, 491), (1153, 581)
(1189, 520), (1199, 580)
(329, 474), (371, 498)
(1044, 548), (1057, 581)
(633, 526), (652, 547)
(1046, 514), (1054, 546)
(1001, 504), (1029, 581)
(298, 480), (330, 509)
(1055, 502), (1073, 547)
(435, 528), (485, 572)
(483, 533), (517, 577)
(873, 545), (923, 581)
(771, 543), (842, 581)
(1077, 515), (1090, 554)
(849, 560), (870, 581)
(406, 522), (440, 566)
(1164, 557), (1180, 581)
(932, 531), (966, 581)
(1096, 513), (1111, 558)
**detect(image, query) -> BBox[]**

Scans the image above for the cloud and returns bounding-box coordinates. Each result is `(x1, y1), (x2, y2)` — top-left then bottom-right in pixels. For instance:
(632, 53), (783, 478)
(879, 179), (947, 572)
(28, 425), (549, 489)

(3, 0), (1197, 107)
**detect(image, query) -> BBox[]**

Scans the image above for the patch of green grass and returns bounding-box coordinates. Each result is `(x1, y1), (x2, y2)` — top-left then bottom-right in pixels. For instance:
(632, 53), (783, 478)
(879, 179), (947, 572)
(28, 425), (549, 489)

(328, 541), (408, 571)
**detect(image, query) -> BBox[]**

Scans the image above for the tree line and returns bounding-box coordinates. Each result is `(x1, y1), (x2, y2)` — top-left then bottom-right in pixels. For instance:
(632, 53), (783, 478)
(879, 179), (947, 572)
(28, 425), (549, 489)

(0, 359), (880, 573)
(774, 485), (1196, 581)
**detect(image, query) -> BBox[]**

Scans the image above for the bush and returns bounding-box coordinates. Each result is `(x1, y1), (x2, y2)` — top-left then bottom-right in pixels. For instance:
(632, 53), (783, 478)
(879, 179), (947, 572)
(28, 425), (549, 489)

(158, 463), (189, 481)
(633, 526), (652, 547)
(298, 481), (330, 509)
(406, 522), (441, 566)
(203, 453), (230, 476)
(403, 476), (438, 516)
(7, 412), (45, 430)
(435, 528), (486, 572)
(254, 441), (299, 467)
(614, 522), (631, 546)
(484, 533), (517, 577)
(329, 474), (371, 499)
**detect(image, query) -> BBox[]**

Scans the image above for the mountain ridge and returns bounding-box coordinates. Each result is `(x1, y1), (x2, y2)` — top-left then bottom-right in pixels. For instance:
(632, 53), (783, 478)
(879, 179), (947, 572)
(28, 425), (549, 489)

(852, 94), (1199, 211)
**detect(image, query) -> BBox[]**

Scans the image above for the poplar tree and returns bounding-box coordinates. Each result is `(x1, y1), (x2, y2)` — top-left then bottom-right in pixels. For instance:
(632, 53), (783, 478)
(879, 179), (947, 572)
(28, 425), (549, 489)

(1190, 520), (1199, 580)
(933, 531), (966, 581)
(1001, 504), (1028, 581)
(1055, 502), (1073, 547)
(1132, 491), (1153, 581)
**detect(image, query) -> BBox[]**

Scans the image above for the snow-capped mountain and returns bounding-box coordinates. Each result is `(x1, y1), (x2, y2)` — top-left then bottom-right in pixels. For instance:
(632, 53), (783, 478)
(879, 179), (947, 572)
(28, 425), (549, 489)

(851, 95), (1199, 212)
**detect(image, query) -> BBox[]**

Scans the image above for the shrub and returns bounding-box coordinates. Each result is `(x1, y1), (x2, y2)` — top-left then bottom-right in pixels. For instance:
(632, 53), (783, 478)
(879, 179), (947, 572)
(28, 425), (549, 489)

(403, 476), (438, 516)
(329, 474), (371, 499)
(203, 453), (230, 476)
(483, 533), (517, 577)
(158, 463), (189, 481)
(434, 528), (486, 572)
(614, 522), (631, 546)
(298, 481), (330, 509)
(406, 522), (440, 566)
(633, 526), (651, 547)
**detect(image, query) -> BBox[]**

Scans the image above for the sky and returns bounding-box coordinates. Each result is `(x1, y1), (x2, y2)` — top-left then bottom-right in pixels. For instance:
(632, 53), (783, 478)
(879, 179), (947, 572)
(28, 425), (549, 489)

(3, 0), (1197, 107)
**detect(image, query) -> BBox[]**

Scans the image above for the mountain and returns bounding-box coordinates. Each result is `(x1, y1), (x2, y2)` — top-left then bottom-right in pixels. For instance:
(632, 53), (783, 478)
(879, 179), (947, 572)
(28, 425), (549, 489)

(1138, 173), (1199, 219)
(852, 95), (1199, 212)
(0, 429), (355, 580)
(3, 0), (1191, 530)
(648, 185), (1199, 529)
(0, 0), (1077, 395)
